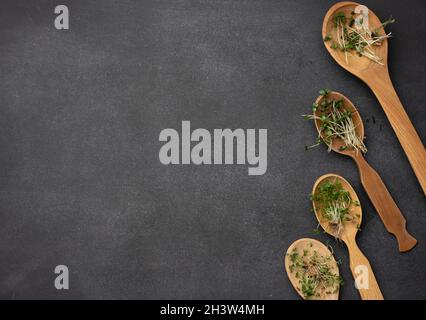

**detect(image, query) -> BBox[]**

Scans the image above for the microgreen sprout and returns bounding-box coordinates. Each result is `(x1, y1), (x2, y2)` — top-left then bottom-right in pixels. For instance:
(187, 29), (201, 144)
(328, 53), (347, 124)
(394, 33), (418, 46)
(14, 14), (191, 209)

(327, 11), (395, 65)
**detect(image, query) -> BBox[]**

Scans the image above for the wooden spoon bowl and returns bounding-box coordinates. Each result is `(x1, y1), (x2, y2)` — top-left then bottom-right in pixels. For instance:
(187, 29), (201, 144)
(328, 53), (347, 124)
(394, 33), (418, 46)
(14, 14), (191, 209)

(314, 91), (364, 157)
(312, 174), (362, 241)
(322, 1), (387, 77)
(284, 238), (340, 300)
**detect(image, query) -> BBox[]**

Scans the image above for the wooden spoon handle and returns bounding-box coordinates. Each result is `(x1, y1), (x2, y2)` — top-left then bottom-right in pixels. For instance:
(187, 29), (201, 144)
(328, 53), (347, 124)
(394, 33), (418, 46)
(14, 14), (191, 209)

(345, 236), (384, 300)
(366, 70), (426, 195)
(353, 153), (417, 252)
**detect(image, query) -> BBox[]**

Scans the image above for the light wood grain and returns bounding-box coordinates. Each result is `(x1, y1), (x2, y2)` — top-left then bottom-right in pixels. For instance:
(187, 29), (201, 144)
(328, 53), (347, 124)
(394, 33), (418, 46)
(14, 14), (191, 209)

(352, 152), (417, 252)
(343, 234), (384, 300)
(322, 1), (426, 195)
(312, 174), (384, 300)
(365, 69), (426, 195)
(314, 91), (417, 252)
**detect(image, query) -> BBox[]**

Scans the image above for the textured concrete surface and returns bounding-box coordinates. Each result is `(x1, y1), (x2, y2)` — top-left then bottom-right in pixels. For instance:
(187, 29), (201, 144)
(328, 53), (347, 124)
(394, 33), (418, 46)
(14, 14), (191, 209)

(0, 0), (425, 299)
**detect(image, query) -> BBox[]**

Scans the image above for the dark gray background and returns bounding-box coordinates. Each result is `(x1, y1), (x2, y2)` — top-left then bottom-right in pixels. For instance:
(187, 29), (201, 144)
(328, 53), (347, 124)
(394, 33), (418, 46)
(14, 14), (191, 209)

(0, 0), (425, 300)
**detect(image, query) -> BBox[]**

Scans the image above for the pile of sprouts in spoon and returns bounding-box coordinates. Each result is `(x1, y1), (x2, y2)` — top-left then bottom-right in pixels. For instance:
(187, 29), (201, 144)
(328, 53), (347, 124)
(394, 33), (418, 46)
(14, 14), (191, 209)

(311, 178), (360, 239)
(287, 242), (342, 299)
(303, 89), (367, 154)
(324, 11), (395, 65)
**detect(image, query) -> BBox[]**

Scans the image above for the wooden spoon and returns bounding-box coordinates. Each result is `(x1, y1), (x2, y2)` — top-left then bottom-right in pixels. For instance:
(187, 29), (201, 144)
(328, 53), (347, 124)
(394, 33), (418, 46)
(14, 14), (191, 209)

(314, 91), (417, 252)
(285, 238), (340, 300)
(312, 174), (383, 300)
(322, 1), (426, 195)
